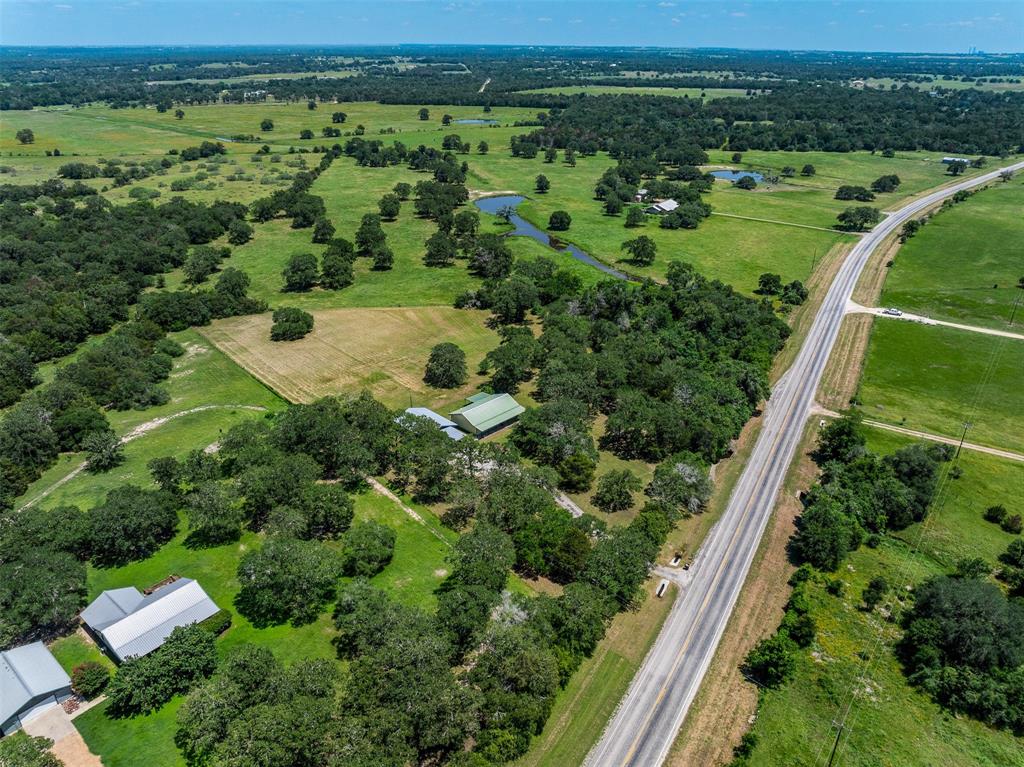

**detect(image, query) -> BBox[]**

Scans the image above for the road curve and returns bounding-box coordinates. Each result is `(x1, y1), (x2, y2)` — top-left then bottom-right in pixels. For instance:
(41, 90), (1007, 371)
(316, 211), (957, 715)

(585, 160), (1024, 767)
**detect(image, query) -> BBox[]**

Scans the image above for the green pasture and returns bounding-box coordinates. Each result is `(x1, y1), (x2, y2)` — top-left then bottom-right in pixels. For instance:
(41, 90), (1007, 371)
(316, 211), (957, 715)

(469, 151), (850, 290)
(861, 76), (1024, 92)
(858, 320), (1024, 453)
(745, 426), (1024, 767)
(0, 101), (537, 157)
(881, 178), (1024, 329)
(17, 329), (286, 512)
(864, 427), (1024, 568)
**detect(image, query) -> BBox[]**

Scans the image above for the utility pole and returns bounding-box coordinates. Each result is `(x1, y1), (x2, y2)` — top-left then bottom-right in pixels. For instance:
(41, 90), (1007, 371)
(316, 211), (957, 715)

(1009, 289), (1022, 328)
(825, 719), (844, 767)
(955, 421), (972, 459)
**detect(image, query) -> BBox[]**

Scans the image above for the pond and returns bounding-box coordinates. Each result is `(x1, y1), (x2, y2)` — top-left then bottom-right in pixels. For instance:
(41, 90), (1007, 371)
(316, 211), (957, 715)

(710, 169), (765, 183)
(454, 118), (499, 125)
(473, 195), (631, 281)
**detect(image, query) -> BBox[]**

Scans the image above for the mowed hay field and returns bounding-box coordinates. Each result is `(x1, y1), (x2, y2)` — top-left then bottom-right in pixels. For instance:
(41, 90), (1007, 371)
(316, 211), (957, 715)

(880, 178), (1024, 329)
(201, 306), (500, 408)
(858, 320), (1024, 454)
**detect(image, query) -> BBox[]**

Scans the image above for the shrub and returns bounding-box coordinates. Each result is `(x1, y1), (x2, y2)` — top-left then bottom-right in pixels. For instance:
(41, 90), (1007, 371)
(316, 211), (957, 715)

(270, 307), (314, 341)
(196, 608), (232, 636)
(548, 210), (571, 231)
(743, 633), (796, 688)
(71, 661), (110, 699)
(106, 625), (217, 716)
(984, 504), (1008, 524)
(1001, 514), (1023, 535)
(424, 342), (468, 388)
(341, 521), (396, 577)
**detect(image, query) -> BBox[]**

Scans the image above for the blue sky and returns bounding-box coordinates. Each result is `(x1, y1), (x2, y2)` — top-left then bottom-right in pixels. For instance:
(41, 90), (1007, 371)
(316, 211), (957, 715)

(1, 1), (1021, 53)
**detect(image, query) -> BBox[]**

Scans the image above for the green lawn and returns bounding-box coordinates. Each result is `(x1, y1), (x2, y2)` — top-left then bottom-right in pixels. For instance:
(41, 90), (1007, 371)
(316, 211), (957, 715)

(858, 320), (1024, 453)
(69, 483), (455, 767)
(76, 697), (186, 767)
(17, 329), (287, 512)
(880, 178), (1024, 329)
(743, 426), (1024, 767)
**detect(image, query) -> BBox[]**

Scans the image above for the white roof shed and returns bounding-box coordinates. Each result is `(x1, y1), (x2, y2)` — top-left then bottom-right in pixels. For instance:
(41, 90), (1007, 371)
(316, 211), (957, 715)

(81, 578), (219, 662)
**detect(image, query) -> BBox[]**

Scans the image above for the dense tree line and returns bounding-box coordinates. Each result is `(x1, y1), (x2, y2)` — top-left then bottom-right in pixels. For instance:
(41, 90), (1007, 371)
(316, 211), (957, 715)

(789, 414), (949, 571)
(899, 575), (1024, 733)
(526, 87), (1024, 157)
(0, 189), (250, 405)
(5, 46), (1021, 111)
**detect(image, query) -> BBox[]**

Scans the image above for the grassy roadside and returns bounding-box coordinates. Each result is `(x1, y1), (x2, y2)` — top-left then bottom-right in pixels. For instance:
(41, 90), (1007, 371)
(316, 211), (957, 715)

(668, 417), (819, 766)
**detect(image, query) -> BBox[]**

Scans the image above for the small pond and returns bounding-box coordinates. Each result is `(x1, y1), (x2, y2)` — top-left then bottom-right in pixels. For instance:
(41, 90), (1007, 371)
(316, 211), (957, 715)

(710, 169), (765, 183)
(454, 118), (499, 125)
(474, 195), (630, 281)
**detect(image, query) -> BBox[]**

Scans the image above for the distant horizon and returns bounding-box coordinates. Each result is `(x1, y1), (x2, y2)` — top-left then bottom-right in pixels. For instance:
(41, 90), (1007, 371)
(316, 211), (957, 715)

(1, 1), (1021, 54)
(1, 43), (1023, 57)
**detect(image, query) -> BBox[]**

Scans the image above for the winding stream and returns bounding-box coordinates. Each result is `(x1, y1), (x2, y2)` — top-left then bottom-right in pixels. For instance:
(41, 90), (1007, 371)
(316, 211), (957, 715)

(473, 195), (631, 281)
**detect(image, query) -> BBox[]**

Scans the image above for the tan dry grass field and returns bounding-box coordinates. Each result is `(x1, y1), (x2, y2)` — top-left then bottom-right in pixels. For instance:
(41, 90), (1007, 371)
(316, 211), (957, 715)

(200, 306), (499, 409)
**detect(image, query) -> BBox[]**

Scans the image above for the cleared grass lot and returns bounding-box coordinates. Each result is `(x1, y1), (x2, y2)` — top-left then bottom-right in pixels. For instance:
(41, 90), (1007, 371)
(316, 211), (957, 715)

(880, 178), (1024, 329)
(858, 320), (1024, 454)
(742, 426), (1024, 767)
(201, 306), (500, 409)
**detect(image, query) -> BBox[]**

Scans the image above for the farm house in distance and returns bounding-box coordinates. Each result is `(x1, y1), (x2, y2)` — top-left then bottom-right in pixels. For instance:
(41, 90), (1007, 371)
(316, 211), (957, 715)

(644, 198), (679, 215)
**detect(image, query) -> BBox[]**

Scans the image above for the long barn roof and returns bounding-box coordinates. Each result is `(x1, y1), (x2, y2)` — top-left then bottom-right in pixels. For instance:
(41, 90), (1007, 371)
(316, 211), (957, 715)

(81, 579), (219, 662)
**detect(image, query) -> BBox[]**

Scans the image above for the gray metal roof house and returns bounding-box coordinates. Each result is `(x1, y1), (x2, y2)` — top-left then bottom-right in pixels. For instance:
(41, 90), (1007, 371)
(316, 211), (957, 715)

(403, 407), (466, 440)
(80, 578), (219, 663)
(449, 392), (525, 437)
(1, 642), (73, 735)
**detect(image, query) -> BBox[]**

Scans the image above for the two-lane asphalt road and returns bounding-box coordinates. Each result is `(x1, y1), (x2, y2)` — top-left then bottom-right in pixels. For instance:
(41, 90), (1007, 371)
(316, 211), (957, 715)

(586, 160), (1024, 767)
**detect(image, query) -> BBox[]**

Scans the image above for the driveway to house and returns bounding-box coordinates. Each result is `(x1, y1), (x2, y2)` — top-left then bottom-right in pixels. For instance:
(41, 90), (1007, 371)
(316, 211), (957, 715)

(22, 705), (102, 767)
(585, 159), (1024, 767)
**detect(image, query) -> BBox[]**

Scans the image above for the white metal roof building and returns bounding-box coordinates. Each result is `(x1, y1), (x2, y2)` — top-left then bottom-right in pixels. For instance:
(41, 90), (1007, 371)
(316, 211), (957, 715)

(1, 642), (73, 735)
(645, 199), (679, 214)
(80, 578), (220, 663)
(403, 407), (467, 440)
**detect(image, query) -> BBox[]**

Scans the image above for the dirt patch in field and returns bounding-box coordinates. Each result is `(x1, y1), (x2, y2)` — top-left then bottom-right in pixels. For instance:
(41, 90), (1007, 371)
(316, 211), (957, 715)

(668, 421), (819, 767)
(817, 314), (874, 412)
(200, 306), (499, 408)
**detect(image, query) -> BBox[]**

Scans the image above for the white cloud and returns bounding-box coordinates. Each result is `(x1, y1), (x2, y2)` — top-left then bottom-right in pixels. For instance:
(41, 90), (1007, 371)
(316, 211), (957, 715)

(658, 1), (676, 7)
(54, 3), (73, 8)
(569, 17), (583, 24)
(729, 11), (747, 17)
(537, 16), (552, 22)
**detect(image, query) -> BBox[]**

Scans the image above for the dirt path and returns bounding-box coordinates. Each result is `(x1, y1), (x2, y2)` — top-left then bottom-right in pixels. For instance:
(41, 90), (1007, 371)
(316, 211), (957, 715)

(17, 405), (268, 512)
(709, 211), (856, 234)
(812, 406), (1024, 463)
(479, 77), (491, 93)
(365, 477), (452, 547)
(846, 300), (1024, 341)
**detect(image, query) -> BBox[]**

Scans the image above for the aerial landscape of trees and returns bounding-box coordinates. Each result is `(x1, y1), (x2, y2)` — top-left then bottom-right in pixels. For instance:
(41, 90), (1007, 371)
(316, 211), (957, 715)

(1, 42), (1022, 767)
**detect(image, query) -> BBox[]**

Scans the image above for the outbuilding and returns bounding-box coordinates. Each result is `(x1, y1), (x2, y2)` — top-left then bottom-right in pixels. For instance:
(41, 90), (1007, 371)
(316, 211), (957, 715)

(449, 392), (525, 437)
(80, 578), (219, 663)
(1, 642), (73, 735)
(403, 407), (467, 440)
(644, 199), (679, 215)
